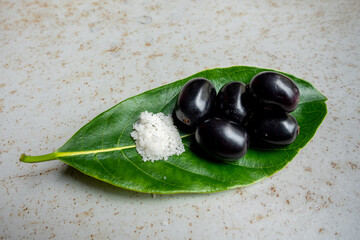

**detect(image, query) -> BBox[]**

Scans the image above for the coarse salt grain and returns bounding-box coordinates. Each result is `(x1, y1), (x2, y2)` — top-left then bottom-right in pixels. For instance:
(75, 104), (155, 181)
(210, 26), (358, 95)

(130, 111), (185, 162)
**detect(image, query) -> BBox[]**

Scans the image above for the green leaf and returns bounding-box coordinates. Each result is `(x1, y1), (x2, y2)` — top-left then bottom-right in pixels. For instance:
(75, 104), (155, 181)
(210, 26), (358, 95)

(20, 66), (327, 194)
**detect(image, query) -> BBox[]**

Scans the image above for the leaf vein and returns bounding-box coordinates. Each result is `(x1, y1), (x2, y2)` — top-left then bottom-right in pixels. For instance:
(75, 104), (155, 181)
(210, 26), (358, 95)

(101, 114), (110, 149)
(93, 154), (116, 180)
(158, 91), (179, 112)
(120, 150), (186, 188)
(116, 110), (136, 146)
(163, 159), (229, 184)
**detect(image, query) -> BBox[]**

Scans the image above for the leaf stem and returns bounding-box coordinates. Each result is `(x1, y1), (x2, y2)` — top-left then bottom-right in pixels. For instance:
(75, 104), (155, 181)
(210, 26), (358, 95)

(19, 145), (138, 163)
(20, 134), (193, 164)
(20, 152), (57, 163)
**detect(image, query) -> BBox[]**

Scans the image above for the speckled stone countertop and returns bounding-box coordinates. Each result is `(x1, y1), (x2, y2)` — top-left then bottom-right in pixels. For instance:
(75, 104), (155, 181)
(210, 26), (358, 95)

(1, 0), (359, 239)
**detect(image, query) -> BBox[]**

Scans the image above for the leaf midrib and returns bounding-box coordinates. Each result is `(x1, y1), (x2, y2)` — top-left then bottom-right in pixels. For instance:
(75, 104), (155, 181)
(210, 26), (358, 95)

(56, 133), (195, 158)
(55, 145), (136, 158)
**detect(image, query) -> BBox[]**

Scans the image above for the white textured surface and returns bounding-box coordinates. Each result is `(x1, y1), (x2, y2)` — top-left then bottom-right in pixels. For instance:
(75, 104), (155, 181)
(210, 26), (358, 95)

(1, 0), (359, 239)
(131, 111), (185, 161)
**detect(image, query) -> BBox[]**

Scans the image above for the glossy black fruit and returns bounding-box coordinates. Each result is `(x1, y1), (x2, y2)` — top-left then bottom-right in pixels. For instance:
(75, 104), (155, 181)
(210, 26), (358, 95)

(195, 118), (249, 161)
(250, 111), (299, 145)
(249, 72), (300, 112)
(216, 81), (249, 124)
(175, 78), (217, 130)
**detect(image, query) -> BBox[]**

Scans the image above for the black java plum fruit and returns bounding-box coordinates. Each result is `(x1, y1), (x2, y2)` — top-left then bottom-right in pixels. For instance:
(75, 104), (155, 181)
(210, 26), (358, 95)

(249, 71), (300, 112)
(174, 78), (216, 130)
(216, 81), (249, 124)
(250, 111), (299, 146)
(195, 118), (249, 161)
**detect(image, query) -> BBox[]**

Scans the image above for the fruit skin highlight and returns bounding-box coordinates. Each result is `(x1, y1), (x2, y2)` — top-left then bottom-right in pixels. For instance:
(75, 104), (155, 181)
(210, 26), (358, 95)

(249, 111), (299, 146)
(195, 118), (249, 161)
(174, 78), (217, 130)
(216, 81), (249, 125)
(249, 71), (300, 112)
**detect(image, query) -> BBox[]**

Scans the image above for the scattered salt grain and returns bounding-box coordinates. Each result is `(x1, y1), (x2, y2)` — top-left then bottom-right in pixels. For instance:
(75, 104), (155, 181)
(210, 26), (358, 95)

(130, 111), (185, 162)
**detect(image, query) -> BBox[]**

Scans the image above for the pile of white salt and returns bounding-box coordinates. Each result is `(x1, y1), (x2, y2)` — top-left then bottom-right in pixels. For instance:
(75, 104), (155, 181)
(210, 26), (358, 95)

(130, 111), (185, 162)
